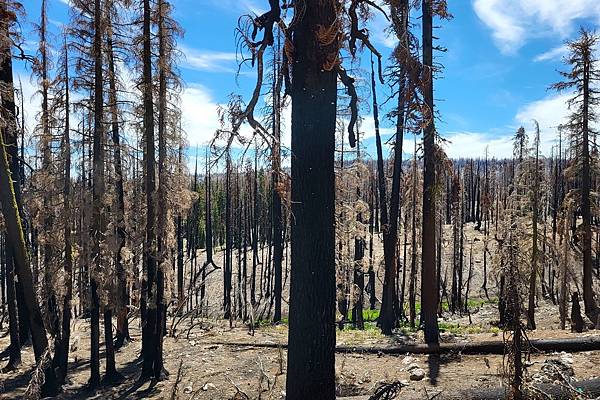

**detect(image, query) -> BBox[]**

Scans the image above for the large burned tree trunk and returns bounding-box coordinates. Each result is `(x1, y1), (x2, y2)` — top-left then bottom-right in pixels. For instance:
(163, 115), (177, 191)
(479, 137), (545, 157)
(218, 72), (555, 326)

(106, 9), (130, 349)
(421, 0), (440, 344)
(271, 36), (284, 323)
(372, 54), (399, 335)
(89, 0), (106, 386)
(0, 9), (21, 371)
(0, 19), (57, 392)
(141, 0), (160, 380)
(580, 41), (600, 324)
(52, 43), (73, 385)
(286, 1), (337, 398)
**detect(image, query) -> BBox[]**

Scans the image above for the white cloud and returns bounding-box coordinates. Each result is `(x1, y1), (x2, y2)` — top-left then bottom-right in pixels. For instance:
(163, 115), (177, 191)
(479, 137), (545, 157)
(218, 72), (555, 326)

(205, 0), (265, 15)
(443, 131), (514, 159)
(181, 83), (284, 150)
(370, 4), (396, 49)
(515, 93), (570, 130)
(534, 44), (569, 62)
(14, 73), (40, 138)
(473, 0), (600, 54)
(515, 92), (572, 152)
(358, 116), (394, 140)
(441, 92), (573, 159)
(179, 45), (237, 72)
(181, 84), (221, 146)
(473, 0), (525, 54)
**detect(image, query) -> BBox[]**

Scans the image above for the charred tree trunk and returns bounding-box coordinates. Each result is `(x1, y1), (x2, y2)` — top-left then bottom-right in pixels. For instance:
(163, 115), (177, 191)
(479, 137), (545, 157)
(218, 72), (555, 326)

(141, 0), (159, 380)
(421, 0), (439, 344)
(53, 43), (73, 384)
(372, 55), (398, 335)
(89, 0), (105, 386)
(0, 22), (57, 393)
(527, 125), (541, 330)
(224, 152), (232, 321)
(409, 144), (418, 328)
(106, 13), (130, 349)
(2, 247), (20, 371)
(272, 36), (283, 323)
(152, 0), (169, 380)
(580, 43), (600, 323)
(286, 2), (337, 397)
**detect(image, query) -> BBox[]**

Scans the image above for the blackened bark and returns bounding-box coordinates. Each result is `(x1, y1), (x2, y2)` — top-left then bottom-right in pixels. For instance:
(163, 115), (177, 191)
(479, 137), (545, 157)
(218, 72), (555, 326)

(285, 2), (337, 397)
(409, 146), (418, 328)
(0, 46), (57, 395)
(580, 46), (600, 322)
(153, 0), (169, 379)
(106, 13), (130, 349)
(527, 126), (540, 330)
(224, 153), (232, 320)
(141, 0), (158, 380)
(421, 0), (440, 344)
(372, 56), (398, 335)
(272, 35), (283, 322)
(53, 44), (73, 384)
(89, 0), (104, 386)
(2, 248), (20, 371)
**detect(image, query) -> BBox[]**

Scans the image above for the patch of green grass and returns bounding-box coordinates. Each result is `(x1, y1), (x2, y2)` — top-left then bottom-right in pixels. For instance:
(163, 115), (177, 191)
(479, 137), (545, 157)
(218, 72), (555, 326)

(489, 326), (501, 335)
(438, 297), (499, 313)
(345, 308), (380, 321)
(439, 322), (482, 334)
(342, 321), (381, 332)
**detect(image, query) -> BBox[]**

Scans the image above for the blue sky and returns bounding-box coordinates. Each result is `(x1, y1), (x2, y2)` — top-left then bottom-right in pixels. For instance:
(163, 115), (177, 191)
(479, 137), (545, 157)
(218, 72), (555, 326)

(13, 0), (600, 161)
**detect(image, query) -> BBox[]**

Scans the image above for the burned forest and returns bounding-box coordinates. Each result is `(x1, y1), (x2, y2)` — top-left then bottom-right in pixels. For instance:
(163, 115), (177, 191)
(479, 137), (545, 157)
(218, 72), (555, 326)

(1, 0), (600, 399)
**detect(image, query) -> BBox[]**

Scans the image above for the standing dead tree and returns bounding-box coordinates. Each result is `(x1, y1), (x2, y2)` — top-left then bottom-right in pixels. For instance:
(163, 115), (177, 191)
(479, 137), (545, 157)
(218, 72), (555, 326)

(551, 28), (600, 325)
(0, 3), (58, 394)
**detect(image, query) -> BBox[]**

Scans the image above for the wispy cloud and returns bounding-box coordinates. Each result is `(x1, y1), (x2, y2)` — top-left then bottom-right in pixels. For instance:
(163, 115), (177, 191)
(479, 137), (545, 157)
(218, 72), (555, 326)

(179, 45), (237, 72)
(441, 92), (573, 159)
(181, 84), (221, 146)
(473, 0), (600, 54)
(443, 131), (514, 159)
(515, 92), (572, 151)
(534, 45), (569, 62)
(204, 0), (265, 15)
(473, 0), (525, 55)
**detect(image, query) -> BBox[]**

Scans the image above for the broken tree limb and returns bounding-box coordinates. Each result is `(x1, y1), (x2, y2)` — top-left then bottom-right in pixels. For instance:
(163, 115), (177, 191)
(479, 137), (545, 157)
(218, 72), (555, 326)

(200, 336), (600, 355)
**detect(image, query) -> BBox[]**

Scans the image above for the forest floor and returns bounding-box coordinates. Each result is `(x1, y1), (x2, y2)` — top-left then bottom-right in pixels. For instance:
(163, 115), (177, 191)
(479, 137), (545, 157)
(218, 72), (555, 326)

(1, 304), (600, 399)
(2, 222), (600, 399)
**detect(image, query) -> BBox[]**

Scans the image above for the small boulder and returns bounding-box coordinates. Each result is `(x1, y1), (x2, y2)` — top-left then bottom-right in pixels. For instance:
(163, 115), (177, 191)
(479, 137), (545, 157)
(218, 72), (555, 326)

(409, 368), (426, 381)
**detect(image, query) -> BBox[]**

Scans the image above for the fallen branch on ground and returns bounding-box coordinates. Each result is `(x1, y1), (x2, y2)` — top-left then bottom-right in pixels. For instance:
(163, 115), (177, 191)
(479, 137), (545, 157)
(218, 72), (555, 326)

(198, 336), (600, 355)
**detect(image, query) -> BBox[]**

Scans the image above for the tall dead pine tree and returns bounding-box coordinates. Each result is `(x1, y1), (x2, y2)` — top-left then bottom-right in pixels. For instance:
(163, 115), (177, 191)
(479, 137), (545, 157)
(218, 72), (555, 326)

(421, 0), (442, 344)
(52, 38), (73, 385)
(105, 0), (130, 348)
(140, 0), (161, 381)
(0, 3), (58, 394)
(551, 29), (600, 324)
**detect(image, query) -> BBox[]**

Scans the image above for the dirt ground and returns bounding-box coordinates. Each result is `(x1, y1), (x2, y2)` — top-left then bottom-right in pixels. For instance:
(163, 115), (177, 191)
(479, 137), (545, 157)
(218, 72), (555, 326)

(1, 308), (600, 399)
(1, 222), (600, 399)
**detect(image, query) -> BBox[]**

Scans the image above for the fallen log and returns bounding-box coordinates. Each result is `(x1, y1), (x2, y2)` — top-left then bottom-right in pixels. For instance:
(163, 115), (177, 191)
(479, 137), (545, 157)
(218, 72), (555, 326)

(337, 335), (600, 355)
(200, 335), (600, 355)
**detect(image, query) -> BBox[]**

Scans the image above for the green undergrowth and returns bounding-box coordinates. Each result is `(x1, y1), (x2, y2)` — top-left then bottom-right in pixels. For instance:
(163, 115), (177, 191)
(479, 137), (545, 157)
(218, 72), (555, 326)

(252, 297), (499, 337)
